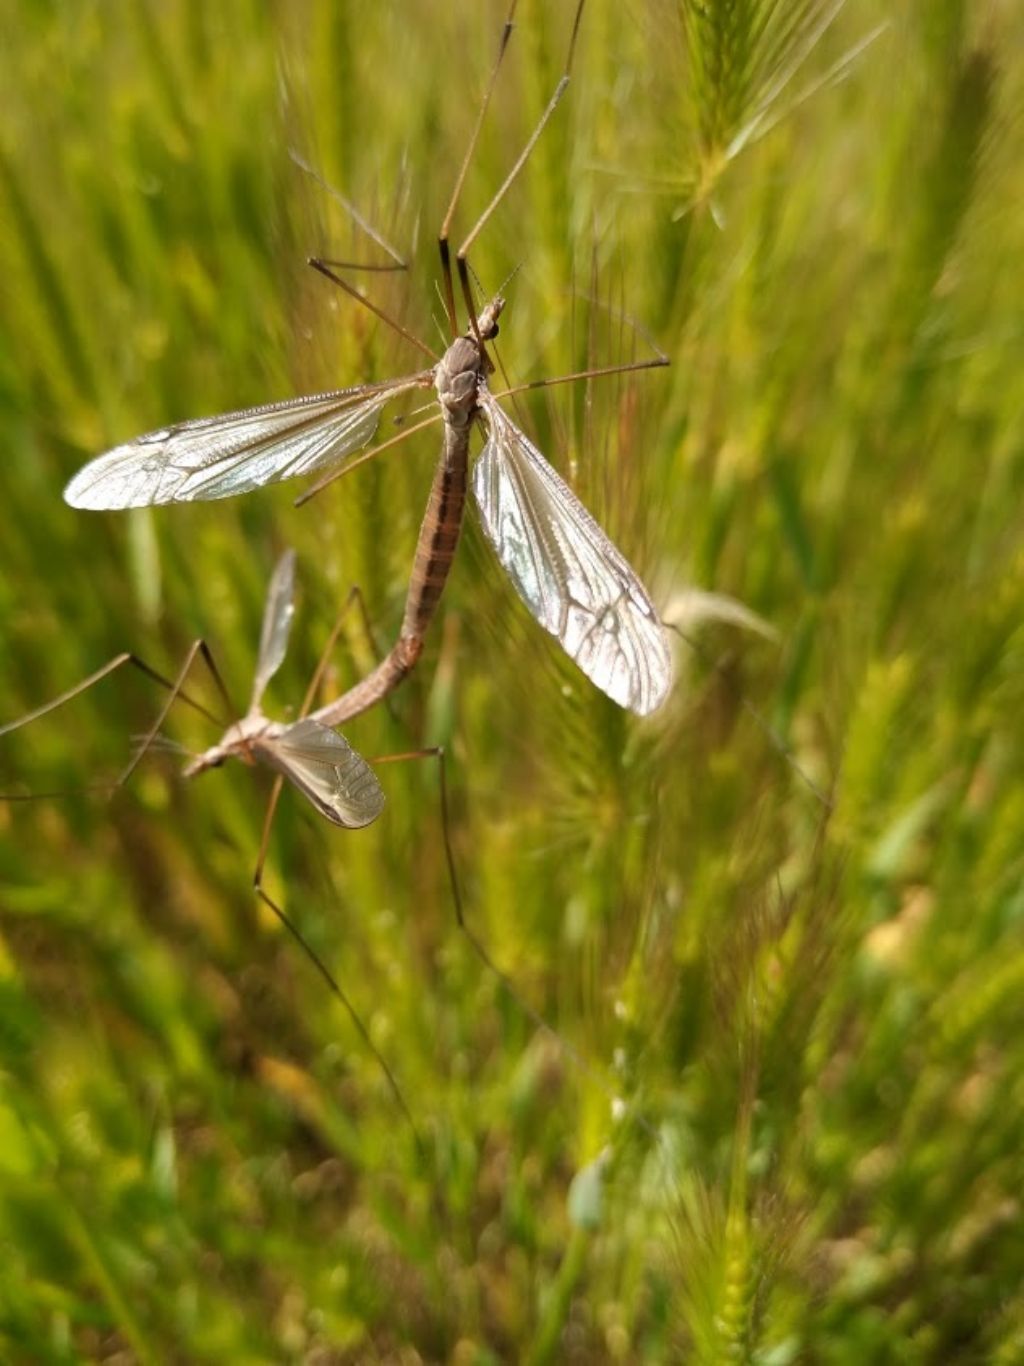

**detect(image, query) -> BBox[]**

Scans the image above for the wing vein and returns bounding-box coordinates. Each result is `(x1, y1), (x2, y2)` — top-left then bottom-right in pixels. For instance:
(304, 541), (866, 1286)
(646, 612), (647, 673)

(473, 392), (671, 715)
(65, 376), (430, 508)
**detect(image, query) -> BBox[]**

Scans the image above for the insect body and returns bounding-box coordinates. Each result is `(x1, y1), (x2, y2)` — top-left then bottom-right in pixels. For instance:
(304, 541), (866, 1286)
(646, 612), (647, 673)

(184, 549), (385, 830)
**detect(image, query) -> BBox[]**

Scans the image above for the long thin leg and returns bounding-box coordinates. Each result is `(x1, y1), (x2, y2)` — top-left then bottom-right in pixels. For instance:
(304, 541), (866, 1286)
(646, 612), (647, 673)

(370, 744), (629, 1111)
(420, 747), (678, 1160)
(299, 584), (399, 728)
(368, 747), (463, 920)
(0, 652), (222, 739)
(194, 639), (237, 721)
(308, 258), (438, 363)
(488, 284), (671, 405)
(250, 773), (424, 1151)
(438, 0), (521, 338)
(313, 258), (408, 273)
(293, 152), (440, 359)
(454, 0), (588, 346)
(300, 587), (363, 718)
(290, 150), (408, 271)
(116, 640), (226, 788)
(488, 354), (670, 404)
(2, 642), (229, 804)
(294, 409), (441, 508)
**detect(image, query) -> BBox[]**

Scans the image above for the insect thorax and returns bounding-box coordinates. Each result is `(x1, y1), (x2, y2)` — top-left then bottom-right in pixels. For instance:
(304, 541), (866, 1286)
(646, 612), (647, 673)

(435, 337), (486, 427)
(184, 714), (280, 777)
(434, 293), (506, 427)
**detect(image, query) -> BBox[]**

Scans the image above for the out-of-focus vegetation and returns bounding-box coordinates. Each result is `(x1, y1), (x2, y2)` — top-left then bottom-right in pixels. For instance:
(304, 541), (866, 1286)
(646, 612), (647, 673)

(1, 0), (1022, 1359)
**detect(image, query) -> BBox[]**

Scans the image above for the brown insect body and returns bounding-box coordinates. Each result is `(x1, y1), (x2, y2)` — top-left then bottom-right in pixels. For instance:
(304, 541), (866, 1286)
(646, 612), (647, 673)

(311, 297), (504, 725)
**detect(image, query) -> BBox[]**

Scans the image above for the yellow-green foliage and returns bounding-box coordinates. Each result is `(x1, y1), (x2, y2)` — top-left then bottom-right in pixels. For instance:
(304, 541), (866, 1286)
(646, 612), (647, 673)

(1, 1), (1022, 1360)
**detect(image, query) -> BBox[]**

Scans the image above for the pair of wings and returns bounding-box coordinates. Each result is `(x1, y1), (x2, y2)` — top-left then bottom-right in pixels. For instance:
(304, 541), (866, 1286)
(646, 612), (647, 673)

(245, 549), (385, 830)
(65, 373), (672, 715)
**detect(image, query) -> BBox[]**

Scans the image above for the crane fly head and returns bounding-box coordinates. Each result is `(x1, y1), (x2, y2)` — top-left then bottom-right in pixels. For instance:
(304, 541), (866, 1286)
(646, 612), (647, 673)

(476, 293), (505, 340)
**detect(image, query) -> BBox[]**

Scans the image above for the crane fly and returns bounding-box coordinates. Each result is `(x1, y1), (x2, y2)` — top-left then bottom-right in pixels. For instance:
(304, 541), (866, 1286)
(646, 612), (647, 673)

(0, 549), (441, 1138)
(180, 548), (384, 828)
(62, 0), (673, 719)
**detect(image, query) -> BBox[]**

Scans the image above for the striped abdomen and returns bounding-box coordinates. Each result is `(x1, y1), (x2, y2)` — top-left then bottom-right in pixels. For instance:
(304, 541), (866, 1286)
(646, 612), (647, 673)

(311, 422), (472, 728)
(401, 420), (470, 640)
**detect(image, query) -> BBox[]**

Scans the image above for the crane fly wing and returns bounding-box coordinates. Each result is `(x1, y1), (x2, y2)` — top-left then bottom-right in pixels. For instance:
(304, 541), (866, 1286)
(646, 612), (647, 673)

(474, 393), (672, 716)
(250, 549), (297, 711)
(64, 377), (430, 509)
(257, 718), (385, 829)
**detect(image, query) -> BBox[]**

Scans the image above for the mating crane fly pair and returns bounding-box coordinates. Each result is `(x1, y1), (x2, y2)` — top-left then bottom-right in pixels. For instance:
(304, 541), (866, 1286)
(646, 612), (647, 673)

(1, 0), (672, 1131)
(60, 166), (671, 828)
(58, 279), (671, 829)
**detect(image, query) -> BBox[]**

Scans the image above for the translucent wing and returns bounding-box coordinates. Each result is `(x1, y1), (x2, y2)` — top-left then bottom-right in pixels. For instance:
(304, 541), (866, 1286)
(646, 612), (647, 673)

(474, 393), (672, 716)
(250, 549), (297, 711)
(257, 718), (385, 829)
(64, 377), (429, 509)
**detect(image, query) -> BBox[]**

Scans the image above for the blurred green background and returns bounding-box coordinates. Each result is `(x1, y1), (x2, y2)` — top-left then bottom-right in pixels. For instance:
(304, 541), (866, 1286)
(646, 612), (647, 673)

(2, 1), (1023, 1360)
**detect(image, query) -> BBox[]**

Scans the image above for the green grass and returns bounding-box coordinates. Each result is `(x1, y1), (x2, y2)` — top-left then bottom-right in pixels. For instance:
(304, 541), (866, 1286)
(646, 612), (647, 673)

(1, 0), (1023, 1359)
